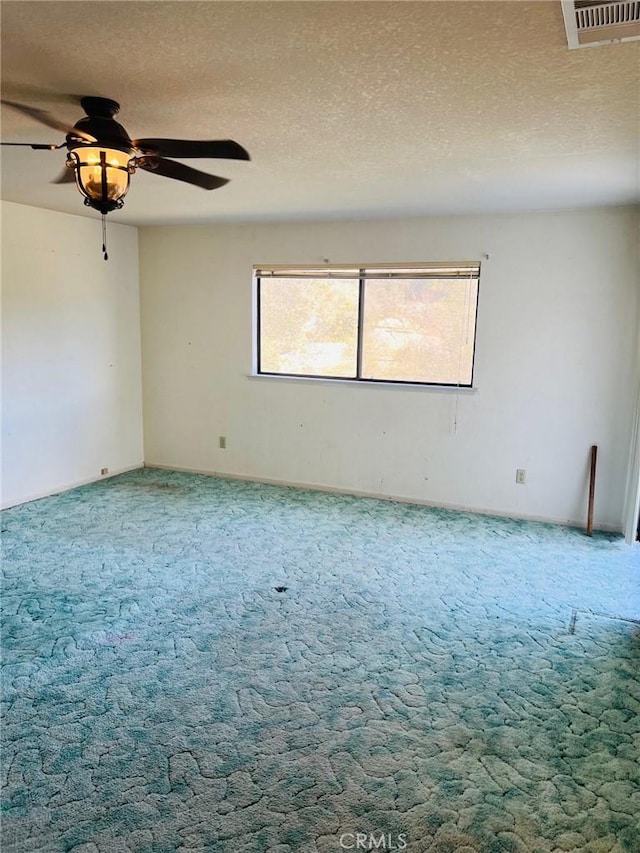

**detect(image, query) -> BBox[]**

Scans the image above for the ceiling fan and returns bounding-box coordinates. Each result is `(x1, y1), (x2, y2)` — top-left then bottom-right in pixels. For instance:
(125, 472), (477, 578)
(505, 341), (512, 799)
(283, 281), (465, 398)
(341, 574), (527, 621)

(1, 96), (250, 217)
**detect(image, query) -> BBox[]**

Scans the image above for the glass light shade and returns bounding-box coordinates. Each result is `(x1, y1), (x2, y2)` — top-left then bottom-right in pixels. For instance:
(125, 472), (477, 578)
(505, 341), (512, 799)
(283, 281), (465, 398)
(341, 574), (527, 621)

(71, 147), (132, 211)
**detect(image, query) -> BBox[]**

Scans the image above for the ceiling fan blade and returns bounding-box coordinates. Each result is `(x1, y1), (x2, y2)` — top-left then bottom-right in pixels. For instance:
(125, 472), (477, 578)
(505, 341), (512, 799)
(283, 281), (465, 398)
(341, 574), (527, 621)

(1, 84), (82, 107)
(133, 138), (250, 160)
(52, 167), (75, 184)
(1, 99), (96, 142)
(0, 141), (64, 150)
(136, 156), (230, 190)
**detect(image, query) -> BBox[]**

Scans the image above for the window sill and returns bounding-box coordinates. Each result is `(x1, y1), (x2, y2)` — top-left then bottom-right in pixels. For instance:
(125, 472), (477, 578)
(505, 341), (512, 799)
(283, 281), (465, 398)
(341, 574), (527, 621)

(247, 373), (478, 392)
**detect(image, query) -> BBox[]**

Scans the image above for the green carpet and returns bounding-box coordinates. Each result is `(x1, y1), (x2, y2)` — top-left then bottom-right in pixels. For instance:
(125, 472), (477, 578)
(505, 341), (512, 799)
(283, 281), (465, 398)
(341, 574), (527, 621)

(2, 468), (639, 852)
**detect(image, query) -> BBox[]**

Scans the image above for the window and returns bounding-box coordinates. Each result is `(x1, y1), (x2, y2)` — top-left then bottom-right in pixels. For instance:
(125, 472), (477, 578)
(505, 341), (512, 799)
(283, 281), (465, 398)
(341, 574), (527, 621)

(255, 264), (480, 387)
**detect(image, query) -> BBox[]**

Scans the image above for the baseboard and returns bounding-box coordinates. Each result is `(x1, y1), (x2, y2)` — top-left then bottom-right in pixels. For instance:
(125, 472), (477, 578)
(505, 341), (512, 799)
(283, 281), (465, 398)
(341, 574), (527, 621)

(3, 460), (622, 534)
(143, 462), (622, 534)
(1, 464), (144, 510)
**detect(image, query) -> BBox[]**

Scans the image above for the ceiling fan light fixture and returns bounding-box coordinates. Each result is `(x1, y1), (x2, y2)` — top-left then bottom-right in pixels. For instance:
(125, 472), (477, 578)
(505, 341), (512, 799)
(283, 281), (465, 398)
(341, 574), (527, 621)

(1, 95), (250, 226)
(67, 146), (134, 215)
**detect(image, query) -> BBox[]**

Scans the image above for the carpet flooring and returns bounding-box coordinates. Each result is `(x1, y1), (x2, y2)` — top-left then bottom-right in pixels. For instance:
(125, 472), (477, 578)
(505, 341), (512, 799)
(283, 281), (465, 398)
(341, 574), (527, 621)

(1, 468), (639, 853)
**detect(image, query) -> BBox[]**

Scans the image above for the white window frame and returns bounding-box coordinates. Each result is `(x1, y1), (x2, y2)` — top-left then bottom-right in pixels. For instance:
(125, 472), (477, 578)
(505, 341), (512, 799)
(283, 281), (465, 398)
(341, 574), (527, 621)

(252, 263), (481, 389)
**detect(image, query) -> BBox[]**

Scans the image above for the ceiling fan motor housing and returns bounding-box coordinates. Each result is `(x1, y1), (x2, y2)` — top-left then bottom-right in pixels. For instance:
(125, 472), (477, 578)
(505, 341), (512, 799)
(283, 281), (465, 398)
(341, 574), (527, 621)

(68, 98), (133, 154)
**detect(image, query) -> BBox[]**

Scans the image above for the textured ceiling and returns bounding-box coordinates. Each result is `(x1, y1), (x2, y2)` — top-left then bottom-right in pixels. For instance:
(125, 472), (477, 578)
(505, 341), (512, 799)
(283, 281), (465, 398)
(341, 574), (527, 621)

(1, 0), (638, 225)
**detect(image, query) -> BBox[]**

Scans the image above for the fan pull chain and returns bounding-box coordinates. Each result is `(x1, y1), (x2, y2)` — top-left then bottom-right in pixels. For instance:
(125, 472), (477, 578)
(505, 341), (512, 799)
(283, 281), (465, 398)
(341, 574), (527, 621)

(101, 214), (109, 261)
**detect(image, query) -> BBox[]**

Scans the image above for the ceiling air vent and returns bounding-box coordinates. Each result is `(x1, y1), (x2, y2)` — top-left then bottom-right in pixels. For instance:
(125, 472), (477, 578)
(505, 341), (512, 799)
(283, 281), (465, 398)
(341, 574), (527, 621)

(561, 0), (640, 47)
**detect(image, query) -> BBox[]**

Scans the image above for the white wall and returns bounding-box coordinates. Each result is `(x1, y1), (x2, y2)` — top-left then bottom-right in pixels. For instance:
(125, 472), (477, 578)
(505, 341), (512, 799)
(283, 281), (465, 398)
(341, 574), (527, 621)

(139, 207), (639, 530)
(1, 201), (143, 507)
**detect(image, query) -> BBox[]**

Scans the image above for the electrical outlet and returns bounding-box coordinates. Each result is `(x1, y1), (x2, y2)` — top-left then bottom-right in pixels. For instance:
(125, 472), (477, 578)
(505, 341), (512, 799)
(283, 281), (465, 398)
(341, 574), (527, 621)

(101, 467), (109, 476)
(516, 469), (526, 485)
(219, 436), (226, 449)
